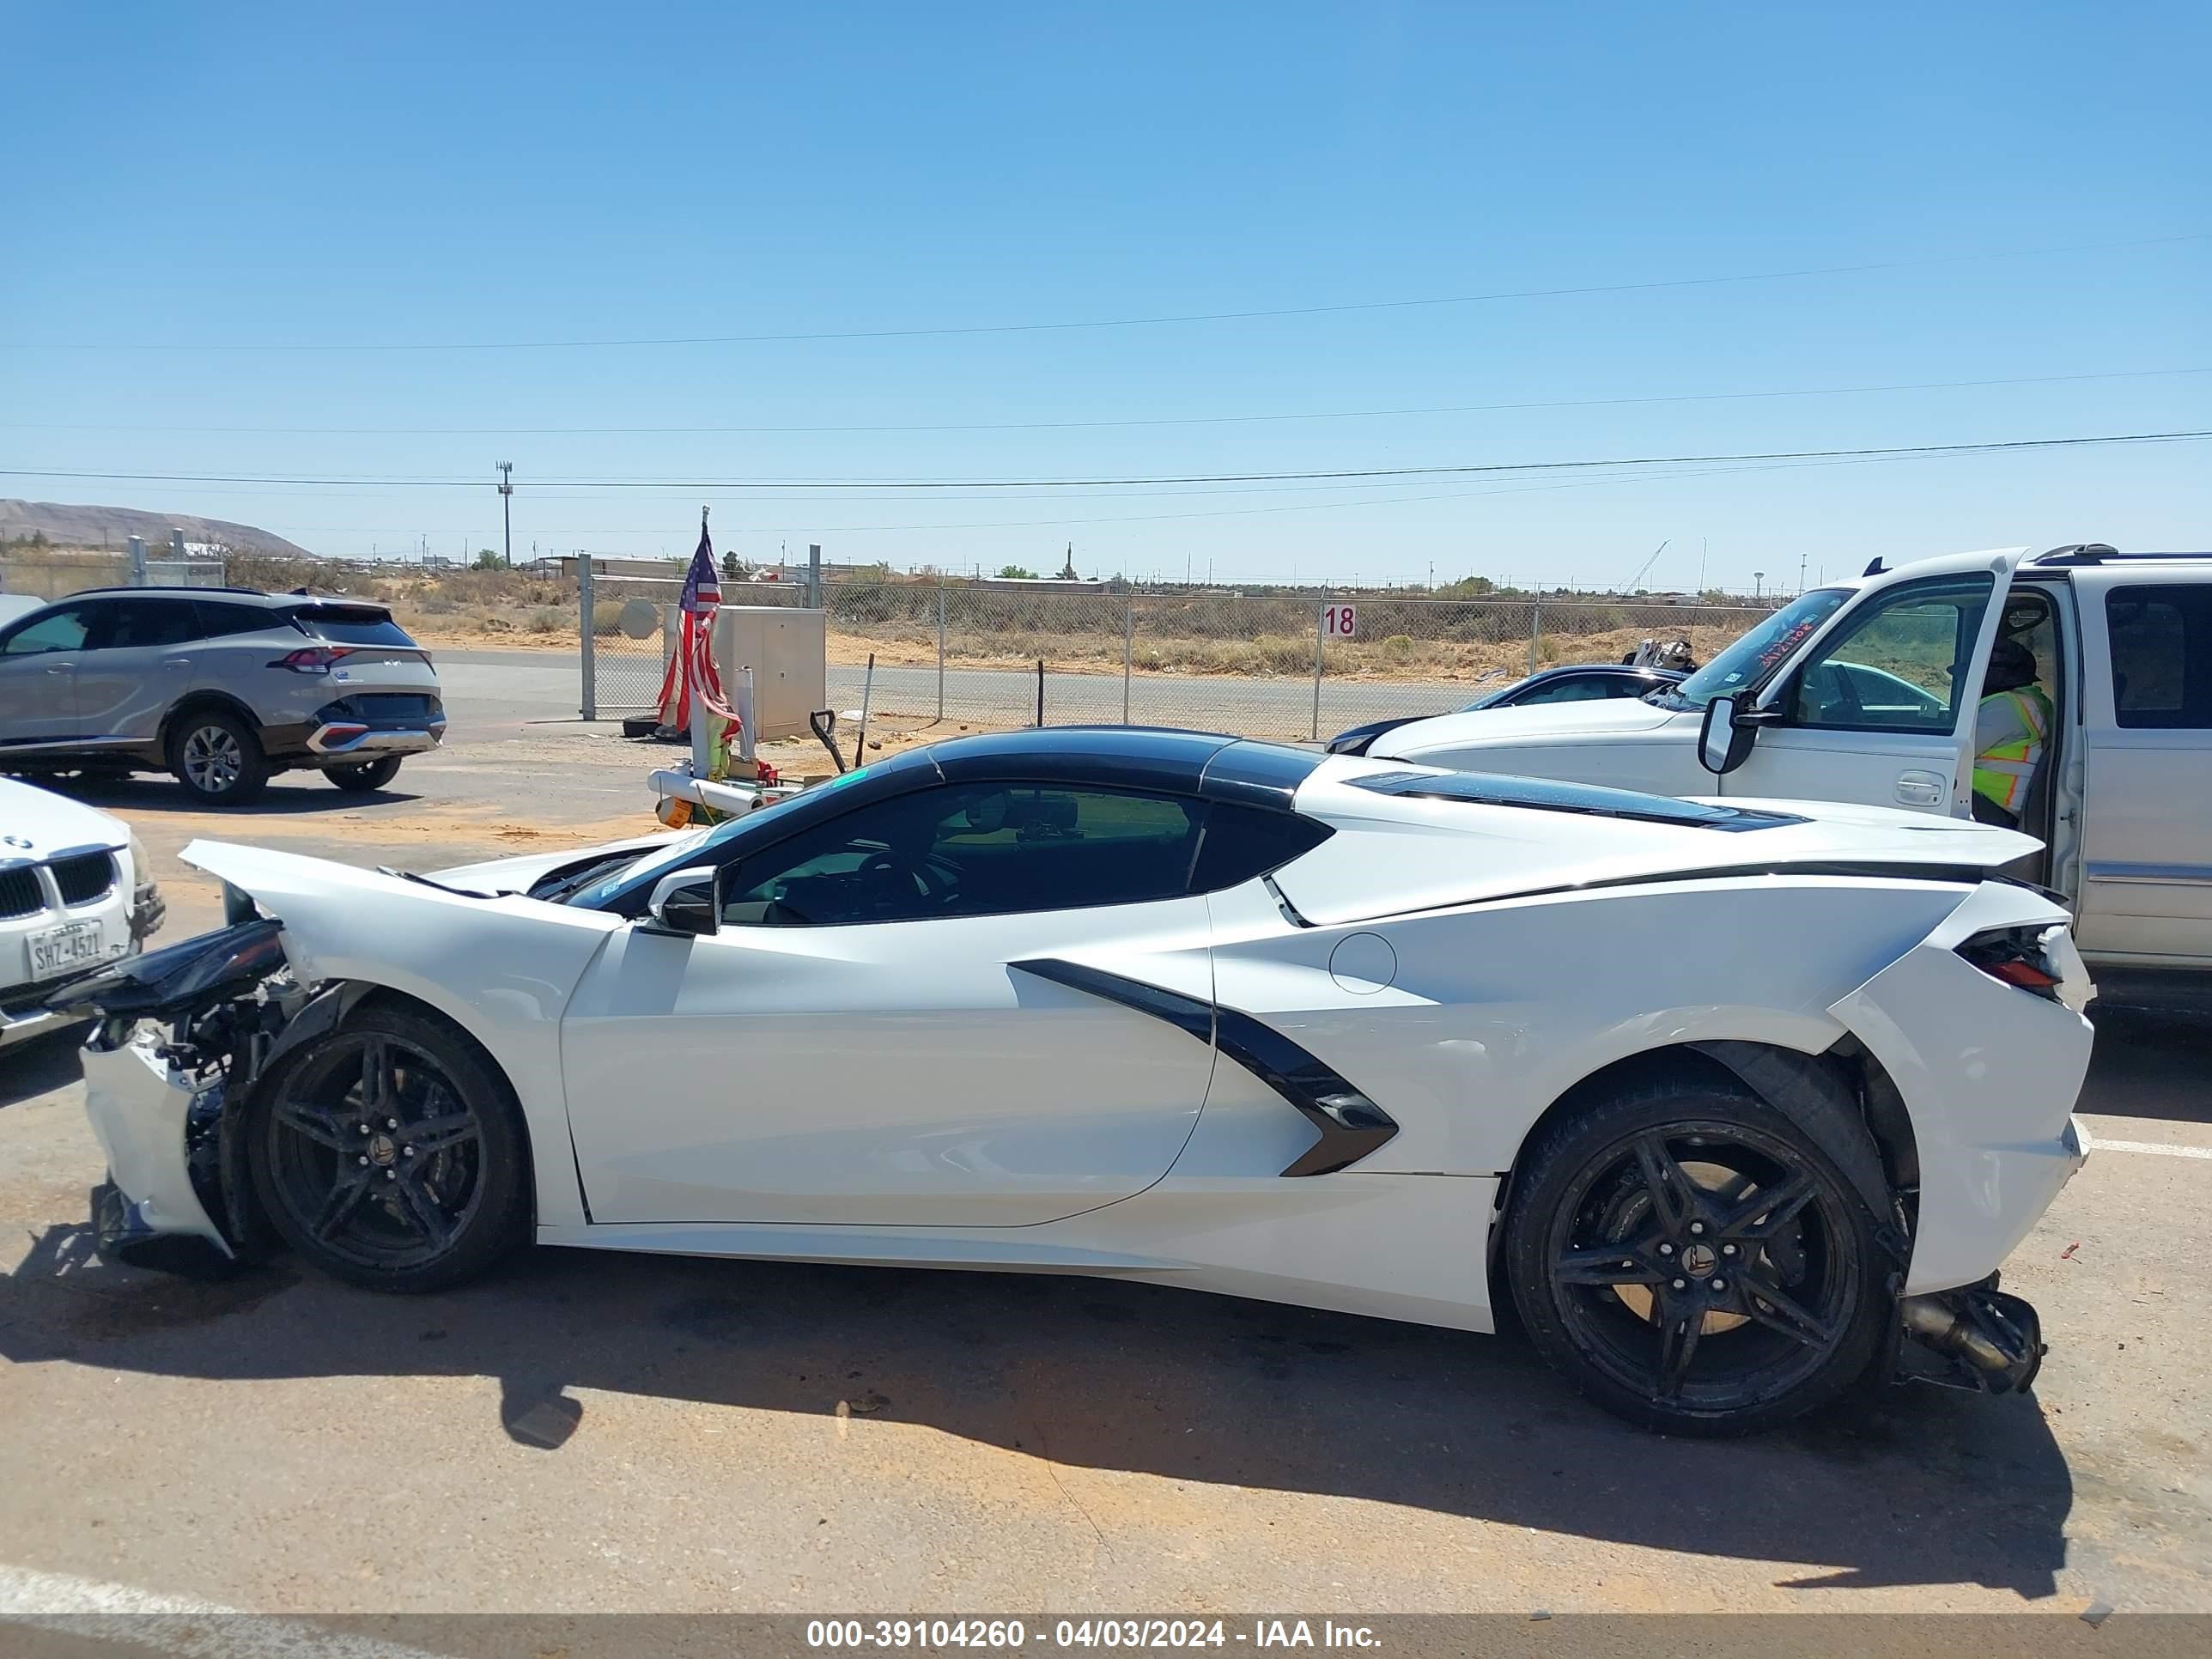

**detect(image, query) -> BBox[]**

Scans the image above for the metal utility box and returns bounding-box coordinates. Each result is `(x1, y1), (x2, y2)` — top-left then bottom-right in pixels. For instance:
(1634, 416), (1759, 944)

(710, 605), (827, 741)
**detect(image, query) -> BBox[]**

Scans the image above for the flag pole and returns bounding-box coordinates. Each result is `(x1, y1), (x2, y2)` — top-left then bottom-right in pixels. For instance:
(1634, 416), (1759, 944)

(690, 504), (714, 777)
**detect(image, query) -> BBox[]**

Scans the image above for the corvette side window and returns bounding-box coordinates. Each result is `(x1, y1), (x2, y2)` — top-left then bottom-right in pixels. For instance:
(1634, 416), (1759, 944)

(721, 782), (1203, 926)
(1188, 803), (1332, 891)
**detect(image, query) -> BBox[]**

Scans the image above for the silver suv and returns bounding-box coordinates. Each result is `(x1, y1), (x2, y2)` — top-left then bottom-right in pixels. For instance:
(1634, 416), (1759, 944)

(0, 587), (445, 805)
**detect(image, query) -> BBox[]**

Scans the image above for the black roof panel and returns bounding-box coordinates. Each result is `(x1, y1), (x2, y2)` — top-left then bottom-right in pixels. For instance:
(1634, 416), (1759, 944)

(1199, 738), (1328, 810)
(930, 726), (1237, 793)
(925, 727), (1325, 809)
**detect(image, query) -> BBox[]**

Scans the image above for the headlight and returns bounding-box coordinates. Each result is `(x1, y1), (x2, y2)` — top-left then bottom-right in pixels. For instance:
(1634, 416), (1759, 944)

(125, 832), (166, 942)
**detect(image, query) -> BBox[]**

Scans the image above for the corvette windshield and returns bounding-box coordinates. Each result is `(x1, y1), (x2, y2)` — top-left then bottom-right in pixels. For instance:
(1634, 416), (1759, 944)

(578, 761), (892, 908)
(1660, 587), (1850, 708)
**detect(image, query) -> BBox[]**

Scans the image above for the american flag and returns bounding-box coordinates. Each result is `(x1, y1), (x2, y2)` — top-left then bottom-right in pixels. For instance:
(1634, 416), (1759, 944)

(678, 525), (722, 614)
(655, 518), (738, 740)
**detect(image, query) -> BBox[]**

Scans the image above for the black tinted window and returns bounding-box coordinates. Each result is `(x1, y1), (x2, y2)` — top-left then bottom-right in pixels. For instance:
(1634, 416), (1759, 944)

(2107, 585), (2212, 729)
(287, 605), (416, 647)
(1511, 673), (1624, 706)
(195, 600), (285, 638)
(1188, 803), (1332, 891)
(723, 782), (1203, 926)
(88, 598), (200, 649)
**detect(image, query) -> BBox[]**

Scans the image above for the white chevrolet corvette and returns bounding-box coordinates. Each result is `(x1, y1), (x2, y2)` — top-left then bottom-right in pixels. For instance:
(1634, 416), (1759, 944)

(50, 729), (2093, 1435)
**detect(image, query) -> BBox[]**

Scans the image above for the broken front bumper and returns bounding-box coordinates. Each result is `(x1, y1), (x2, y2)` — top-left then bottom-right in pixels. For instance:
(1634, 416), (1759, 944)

(81, 1026), (233, 1258)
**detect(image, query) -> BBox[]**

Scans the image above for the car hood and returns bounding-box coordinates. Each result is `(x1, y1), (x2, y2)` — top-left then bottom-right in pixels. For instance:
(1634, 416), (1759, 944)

(1368, 695), (1680, 757)
(429, 827), (707, 893)
(1277, 762), (2043, 927)
(0, 778), (129, 862)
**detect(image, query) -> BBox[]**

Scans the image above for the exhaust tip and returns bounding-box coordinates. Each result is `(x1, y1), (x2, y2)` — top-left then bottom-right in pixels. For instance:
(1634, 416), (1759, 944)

(1899, 1285), (2045, 1395)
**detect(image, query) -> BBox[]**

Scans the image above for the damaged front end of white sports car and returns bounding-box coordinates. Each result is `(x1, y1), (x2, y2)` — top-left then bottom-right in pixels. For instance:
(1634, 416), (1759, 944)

(50, 909), (300, 1268)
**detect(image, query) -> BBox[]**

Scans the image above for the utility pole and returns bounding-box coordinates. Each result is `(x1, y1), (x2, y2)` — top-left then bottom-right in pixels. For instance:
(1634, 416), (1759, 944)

(496, 461), (514, 568)
(1798, 551), (1808, 594)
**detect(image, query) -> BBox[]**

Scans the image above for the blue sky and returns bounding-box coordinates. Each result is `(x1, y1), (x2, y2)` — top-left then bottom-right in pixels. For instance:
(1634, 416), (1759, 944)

(3, 1), (2207, 590)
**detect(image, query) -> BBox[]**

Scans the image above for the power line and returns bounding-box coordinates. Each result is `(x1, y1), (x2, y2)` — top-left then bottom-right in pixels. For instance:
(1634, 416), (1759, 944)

(6, 231), (2204, 353)
(237, 447), (2073, 539)
(7, 364), (2205, 437)
(6, 428), (2207, 492)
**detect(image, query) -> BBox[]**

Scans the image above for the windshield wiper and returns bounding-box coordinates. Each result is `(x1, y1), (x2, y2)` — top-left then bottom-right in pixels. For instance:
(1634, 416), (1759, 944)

(379, 867), (500, 899)
(536, 853), (647, 905)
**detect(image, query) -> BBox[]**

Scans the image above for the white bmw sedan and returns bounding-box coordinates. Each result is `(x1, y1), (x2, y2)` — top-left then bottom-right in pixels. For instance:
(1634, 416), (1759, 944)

(2, 777), (161, 1048)
(48, 728), (2091, 1435)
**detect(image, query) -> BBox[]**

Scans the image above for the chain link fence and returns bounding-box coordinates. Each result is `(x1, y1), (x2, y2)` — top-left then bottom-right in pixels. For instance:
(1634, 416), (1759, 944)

(576, 570), (693, 714)
(578, 572), (1769, 742)
(0, 550), (229, 600)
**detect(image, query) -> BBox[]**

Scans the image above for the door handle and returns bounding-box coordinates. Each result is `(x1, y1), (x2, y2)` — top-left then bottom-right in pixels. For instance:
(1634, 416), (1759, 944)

(1894, 773), (1945, 805)
(160, 656), (191, 669)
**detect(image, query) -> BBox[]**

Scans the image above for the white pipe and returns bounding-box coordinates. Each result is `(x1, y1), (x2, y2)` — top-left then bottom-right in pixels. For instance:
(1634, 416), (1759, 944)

(689, 629), (714, 777)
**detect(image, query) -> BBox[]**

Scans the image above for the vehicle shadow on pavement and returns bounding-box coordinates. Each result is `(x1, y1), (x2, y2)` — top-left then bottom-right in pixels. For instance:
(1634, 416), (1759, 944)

(2080, 1004), (2212, 1125)
(36, 776), (420, 817)
(0, 1031), (83, 1110)
(0, 1228), (2072, 1599)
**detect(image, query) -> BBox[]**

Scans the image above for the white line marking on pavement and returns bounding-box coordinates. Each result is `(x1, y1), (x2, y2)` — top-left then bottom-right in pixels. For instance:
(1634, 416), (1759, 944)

(0, 1562), (452, 1659)
(2085, 1135), (2212, 1160)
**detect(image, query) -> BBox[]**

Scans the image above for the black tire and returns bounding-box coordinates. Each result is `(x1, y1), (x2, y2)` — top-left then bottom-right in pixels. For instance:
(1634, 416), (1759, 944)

(325, 755), (403, 793)
(167, 708), (270, 805)
(1503, 1070), (1893, 1437)
(247, 1004), (531, 1292)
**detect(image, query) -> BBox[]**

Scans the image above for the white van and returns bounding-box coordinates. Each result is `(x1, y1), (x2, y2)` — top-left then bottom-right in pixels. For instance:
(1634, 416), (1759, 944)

(1369, 545), (2212, 995)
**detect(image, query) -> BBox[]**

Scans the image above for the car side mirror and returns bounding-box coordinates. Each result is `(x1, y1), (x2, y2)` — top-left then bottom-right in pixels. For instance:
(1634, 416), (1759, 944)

(643, 866), (719, 937)
(1697, 694), (1758, 775)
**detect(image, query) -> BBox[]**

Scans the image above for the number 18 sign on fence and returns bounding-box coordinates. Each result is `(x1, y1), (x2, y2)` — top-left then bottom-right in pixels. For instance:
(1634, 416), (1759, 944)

(1310, 601), (1358, 738)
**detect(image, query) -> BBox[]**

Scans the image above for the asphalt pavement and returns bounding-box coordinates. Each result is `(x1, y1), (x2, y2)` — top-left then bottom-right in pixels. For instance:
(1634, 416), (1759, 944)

(1, 669), (2208, 1623)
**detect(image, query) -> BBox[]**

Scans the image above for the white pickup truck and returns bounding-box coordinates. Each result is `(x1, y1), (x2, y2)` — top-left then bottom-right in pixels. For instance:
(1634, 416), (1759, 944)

(1369, 544), (2212, 999)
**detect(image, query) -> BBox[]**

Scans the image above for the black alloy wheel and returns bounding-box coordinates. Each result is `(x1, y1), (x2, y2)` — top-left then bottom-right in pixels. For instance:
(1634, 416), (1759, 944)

(250, 1006), (529, 1291)
(1505, 1075), (1890, 1436)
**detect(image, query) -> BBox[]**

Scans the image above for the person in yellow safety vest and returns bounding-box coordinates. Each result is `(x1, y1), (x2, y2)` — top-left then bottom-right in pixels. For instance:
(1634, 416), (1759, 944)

(1971, 635), (2053, 829)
